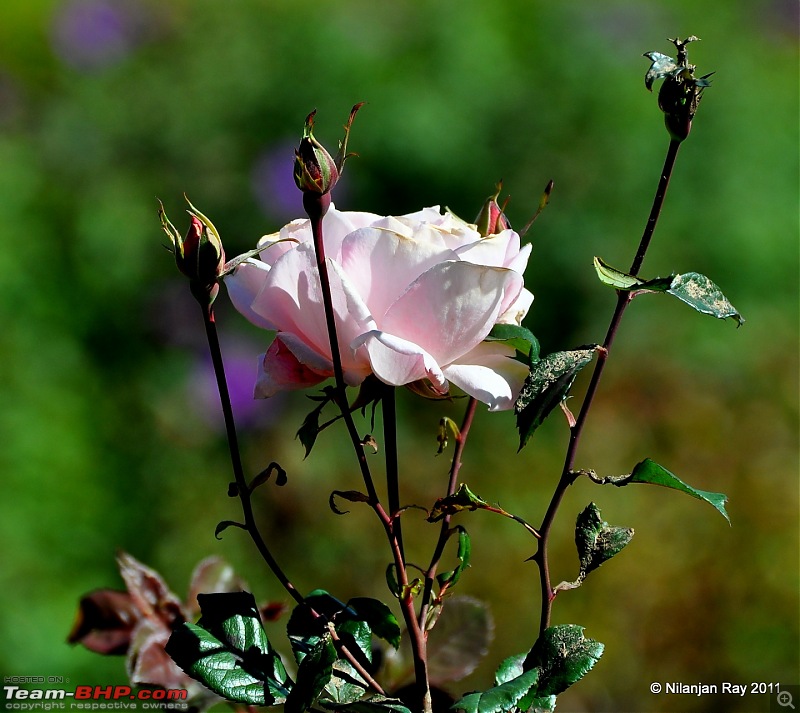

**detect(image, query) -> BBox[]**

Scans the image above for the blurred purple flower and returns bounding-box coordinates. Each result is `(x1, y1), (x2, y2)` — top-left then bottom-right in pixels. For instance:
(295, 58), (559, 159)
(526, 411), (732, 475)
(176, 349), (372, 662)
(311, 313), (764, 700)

(190, 337), (288, 432)
(50, 0), (143, 71)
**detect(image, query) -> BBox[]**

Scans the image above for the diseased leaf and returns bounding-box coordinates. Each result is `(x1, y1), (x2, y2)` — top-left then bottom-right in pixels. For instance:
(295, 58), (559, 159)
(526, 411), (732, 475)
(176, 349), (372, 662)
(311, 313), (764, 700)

(515, 348), (597, 449)
(524, 625), (603, 697)
(165, 592), (290, 706)
(451, 667), (539, 713)
(629, 458), (731, 523)
(667, 272), (744, 325)
(643, 51), (679, 91)
(574, 503), (634, 579)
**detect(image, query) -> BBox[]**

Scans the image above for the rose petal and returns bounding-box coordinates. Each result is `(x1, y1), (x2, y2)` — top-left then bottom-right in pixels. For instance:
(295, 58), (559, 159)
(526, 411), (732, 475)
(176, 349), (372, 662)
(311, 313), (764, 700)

(380, 261), (524, 365)
(253, 244), (373, 371)
(497, 287), (534, 326)
(340, 226), (456, 321)
(454, 231), (516, 268)
(442, 342), (530, 411)
(353, 330), (447, 393)
(254, 337), (329, 398)
(223, 259), (274, 329)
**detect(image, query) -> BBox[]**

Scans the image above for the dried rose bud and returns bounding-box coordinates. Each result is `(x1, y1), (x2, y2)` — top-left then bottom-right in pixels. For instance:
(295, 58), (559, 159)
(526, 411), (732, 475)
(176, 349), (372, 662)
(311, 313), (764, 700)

(644, 37), (712, 142)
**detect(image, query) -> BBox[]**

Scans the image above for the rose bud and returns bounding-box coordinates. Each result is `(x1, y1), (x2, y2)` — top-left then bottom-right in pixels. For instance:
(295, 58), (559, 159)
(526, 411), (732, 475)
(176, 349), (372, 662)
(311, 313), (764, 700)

(475, 182), (512, 237)
(293, 109), (340, 195)
(644, 37), (712, 142)
(159, 199), (225, 307)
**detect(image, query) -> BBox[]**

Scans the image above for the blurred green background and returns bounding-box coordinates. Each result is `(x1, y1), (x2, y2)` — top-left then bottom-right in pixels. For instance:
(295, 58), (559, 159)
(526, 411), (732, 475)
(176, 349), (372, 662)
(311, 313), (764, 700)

(0, 0), (797, 711)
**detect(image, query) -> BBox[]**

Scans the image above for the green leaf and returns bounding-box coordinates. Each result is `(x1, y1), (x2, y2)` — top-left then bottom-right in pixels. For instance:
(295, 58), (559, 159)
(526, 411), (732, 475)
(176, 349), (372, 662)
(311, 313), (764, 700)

(667, 272), (744, 325)
(492, 654), (556, 712)
(165, 592), (291, 706)
(592, 256), (672, 292)
(437, 526), (472, 590)
(451, 668), (539, 713)
(494, 653), (525, 686)
(593, 256), (642, 290)
(515, 347), (597, 449)
(385, 564), (400, 598)
(428, 484), (489, 522)
(347, 597), (402, 650)
(524, 625), (603, 697)
(285, 633), (337, 713)
(574, 503), (634, 579)
(629, 458), (730, 523)
(485, 324), (540, 363)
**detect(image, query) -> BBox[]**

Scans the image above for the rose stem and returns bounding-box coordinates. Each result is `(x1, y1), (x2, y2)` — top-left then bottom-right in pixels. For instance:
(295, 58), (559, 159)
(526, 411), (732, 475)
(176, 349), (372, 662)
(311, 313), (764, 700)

(383, 386), (404, 561)
(532, 138), (682, 635)
(303, 192), (430, 712)
(202, 303), (385, 695)
(418, 396), (478, 628)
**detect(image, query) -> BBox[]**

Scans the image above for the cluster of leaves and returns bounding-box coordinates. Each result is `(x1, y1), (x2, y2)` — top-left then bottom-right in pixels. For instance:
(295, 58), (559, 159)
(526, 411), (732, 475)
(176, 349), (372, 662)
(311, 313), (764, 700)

(167, 590), (406, 712)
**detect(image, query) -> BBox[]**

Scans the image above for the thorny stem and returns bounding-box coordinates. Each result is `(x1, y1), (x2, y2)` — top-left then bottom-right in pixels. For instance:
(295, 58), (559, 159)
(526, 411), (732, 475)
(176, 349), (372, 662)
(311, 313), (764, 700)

(202, 304), (385, 696)
(303, 193), (431, 713)
(533, 138), (682, 635)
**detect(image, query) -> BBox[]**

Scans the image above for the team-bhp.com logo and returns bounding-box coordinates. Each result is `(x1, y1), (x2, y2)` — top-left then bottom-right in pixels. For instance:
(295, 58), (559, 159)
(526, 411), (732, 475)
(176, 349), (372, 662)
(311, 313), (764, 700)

(4, 684), (188, 709)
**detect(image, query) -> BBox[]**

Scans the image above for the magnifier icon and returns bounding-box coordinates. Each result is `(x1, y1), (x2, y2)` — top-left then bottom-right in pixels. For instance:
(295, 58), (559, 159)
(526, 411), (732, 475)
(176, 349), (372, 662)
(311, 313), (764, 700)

(778, 691), (795, 709)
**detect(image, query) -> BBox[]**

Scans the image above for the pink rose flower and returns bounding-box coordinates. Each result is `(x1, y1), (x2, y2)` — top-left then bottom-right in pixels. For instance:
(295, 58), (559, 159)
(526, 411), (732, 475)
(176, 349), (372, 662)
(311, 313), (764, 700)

(224, 205), (533, 411)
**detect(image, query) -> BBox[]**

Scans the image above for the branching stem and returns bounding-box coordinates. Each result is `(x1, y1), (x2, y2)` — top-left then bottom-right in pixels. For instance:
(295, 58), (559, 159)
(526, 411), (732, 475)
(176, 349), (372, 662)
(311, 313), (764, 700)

(303, 192), (430, 713)
(419, 397), (479, 628)
(202, 304), (385, 696)
(534, 138), (682, 635)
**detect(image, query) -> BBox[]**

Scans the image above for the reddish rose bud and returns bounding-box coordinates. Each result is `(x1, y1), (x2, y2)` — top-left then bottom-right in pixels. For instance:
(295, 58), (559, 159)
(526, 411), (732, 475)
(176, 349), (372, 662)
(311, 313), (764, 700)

(475, 182), (512, 237)
(159, 198), (225, 308)
(293, 103), (364, 197)
(294, 110), (340, 195)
